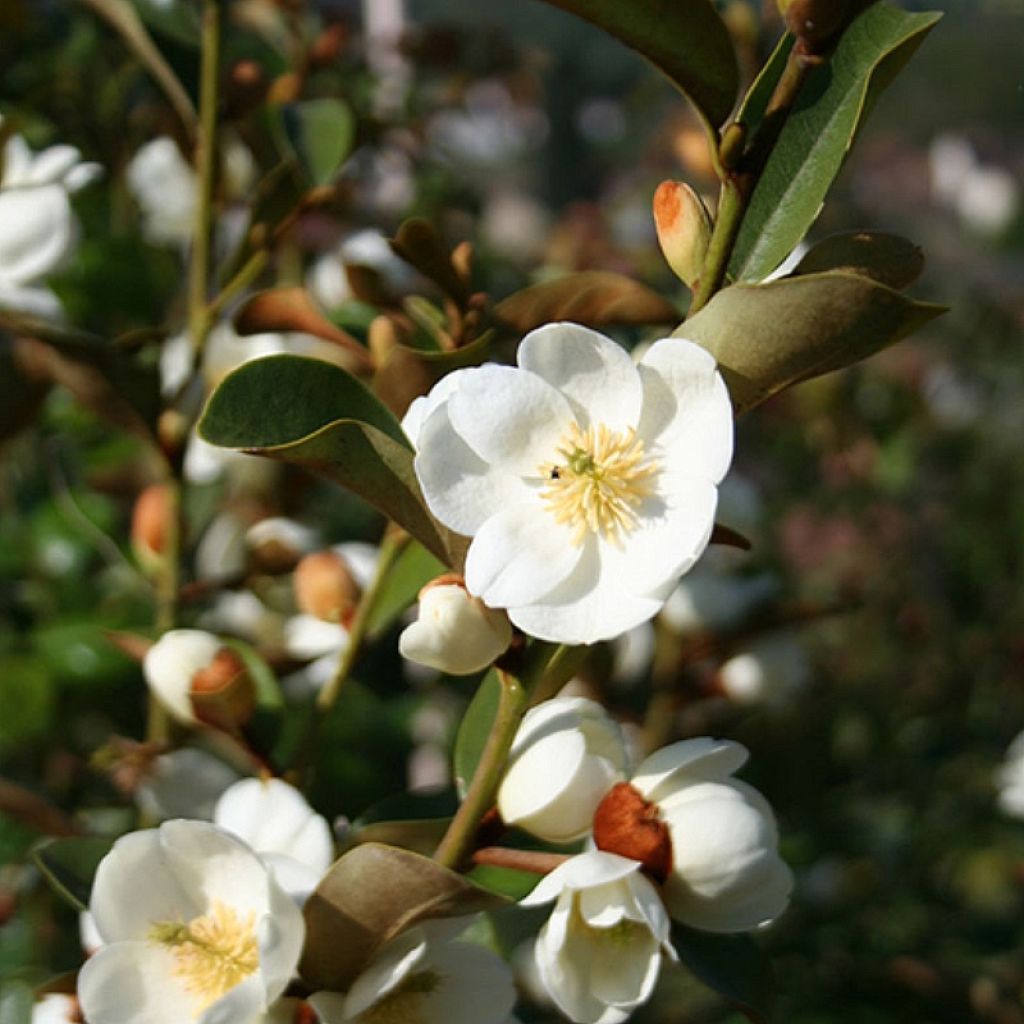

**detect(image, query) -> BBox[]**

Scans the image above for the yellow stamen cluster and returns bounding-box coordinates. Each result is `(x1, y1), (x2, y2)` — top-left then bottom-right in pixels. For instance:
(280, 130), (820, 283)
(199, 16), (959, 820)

(358, 970), (442, 1024)
(540, 422), (658, 545)
(150, 900), (259, 1016)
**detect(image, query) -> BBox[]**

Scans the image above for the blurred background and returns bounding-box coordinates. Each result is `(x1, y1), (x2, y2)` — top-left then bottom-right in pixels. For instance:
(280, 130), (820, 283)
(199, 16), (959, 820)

(1, 0), (1023, 1020)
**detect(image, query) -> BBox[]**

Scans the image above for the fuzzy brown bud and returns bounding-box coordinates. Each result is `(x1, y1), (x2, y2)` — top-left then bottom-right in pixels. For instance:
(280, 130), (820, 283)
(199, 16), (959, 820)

(293, 549), (360, 624)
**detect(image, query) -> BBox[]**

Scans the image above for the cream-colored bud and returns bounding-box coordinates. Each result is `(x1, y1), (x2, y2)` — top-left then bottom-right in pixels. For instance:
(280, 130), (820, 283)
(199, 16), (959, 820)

(399, 578), (512, 675)
(653, 180), (712, 288)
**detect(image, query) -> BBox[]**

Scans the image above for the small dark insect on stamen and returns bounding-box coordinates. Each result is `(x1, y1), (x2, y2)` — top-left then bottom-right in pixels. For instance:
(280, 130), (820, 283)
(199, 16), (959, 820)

(550, 468), (561, 480)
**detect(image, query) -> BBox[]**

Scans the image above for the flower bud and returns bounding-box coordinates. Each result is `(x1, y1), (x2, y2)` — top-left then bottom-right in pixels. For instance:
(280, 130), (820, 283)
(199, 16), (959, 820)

(717, 633), (811, 706)
(246, 517), (318, 573)
(653, 181), (712, 288)
(189, 646), (256, 733)
(130, 483), (171, 573)
(399, 576), (512, 675)
(497, 696), (629, 843)
(293, 549), (361, 624)
(779, 0), (849, 50)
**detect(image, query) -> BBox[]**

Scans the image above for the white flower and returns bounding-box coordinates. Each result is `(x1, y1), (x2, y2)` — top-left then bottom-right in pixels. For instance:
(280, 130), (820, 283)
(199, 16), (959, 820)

(78, 820), (305, 1024)
(135, 747), (241, 821)
(521, 850), (675, 1024)
(410, 323), (733, 644)
(143, 629), (225, 725)
(497, 697), (629, 844)
(399, 578), (512, 674)
(213, 777), (334, 903)
(306, 228), (412, 310)
(310, 919), (516, 1024)
(127, 137), (197, 245)
(624, 738), (793, 932)
(717, 634), (811, 706)
(996, 732), (1024, 819)
(0, 127), (100, 318)
(31, 993), (78, 1024)
(661, 565), (775, 635)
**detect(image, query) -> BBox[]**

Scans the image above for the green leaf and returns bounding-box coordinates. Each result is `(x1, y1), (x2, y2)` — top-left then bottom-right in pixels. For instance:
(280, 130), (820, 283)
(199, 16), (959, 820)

(130, 0), (200, 46)
(791, 230), (925, 290)
(198, 356), (464, 565)
(729, 3), (941, 282)
(32, 836), (114, 912)
(536, 0), (738, 132)
(300, 842), (506, 991)
(219, 637), (283, 710)
(735, 33), (794, 130)
(0, 981), (33, 1024)
(468, 862), (545, 901)
(671, 923), (774, 1024)
(493, 272), (679, 334)
(453, 670), (501, 799)
(351, 790), (457, 856)
(0, 657), (55, 751)
(272, 98), (354, 186)
(680, 271), (946, 413)
(365, 541), (447, 639)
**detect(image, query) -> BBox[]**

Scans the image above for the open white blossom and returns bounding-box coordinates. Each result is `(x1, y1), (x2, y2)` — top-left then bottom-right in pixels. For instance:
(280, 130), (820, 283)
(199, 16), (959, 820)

(78, 820), (305, 1024)
(127, 137), (197, 245)
(996, 731), (1024, 819)
(0, 125), (100, 318)
(310, 919), (516, 1024)
(135, 747), (241, 822)
(410, 323), (732, 644)
(213, 777), (334, 902)
(31, 993), (78, 1024)
(627, 738), (792, 932)
(497, 697), (629, 844)
(521, 850), (675, 1024)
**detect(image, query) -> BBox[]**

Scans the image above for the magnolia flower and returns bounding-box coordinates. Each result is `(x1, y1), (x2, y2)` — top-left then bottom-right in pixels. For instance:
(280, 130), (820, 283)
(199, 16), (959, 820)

(595, 738), (792, 933)
(78, 820), (305, 1024)
(996, 731), (1024, 819)
(497, 697), (629, 843)
(0, 126), (100, 318)
(521, 850), (675, 1024)
(410, 323), (732, 644)
(213, 777), (334, 902)
(310, 919), (516, 1024)
(399, 577), (513, 675)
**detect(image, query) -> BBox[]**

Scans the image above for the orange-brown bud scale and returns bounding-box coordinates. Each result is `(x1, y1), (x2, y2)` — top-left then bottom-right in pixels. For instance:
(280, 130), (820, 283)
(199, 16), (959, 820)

(293, 550), (360, 624)
(131, 483), (171, 560)
(592, 782), (672, 884)
(190, 649), (255, 731)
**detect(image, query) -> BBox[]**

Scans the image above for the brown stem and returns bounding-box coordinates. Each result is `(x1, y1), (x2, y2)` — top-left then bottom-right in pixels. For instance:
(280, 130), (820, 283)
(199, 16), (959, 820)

(471, 847), (571, 875)
(0, 779), (81, 837)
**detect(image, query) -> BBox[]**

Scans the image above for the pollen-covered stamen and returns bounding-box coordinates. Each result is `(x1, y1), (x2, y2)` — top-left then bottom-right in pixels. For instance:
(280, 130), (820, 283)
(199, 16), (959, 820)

(540, 422), (658, 545)
(149, 900), (259, 1015)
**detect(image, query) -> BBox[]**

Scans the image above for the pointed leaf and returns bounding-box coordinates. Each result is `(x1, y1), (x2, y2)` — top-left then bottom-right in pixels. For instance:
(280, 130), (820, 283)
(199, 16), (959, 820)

(300, 842), (506, 991)
(389, 219), (469, 305)
(453, 670), (502, 798)
(680, 271), (946, 413)
(32, 837), (114, 913)
(537, 0), (738, 132)
(672, 923), (774, 1024)
(365, 540), (447, 639)
(272, 98), (354, 186)
(791, 231), (924, 290)
(197, 355), (465, 566)
(730, 3), (941, 281)
(493, 272), (679, 333)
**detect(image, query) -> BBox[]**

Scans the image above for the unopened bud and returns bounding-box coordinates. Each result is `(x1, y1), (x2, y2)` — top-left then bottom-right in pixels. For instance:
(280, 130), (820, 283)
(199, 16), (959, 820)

(143, 629), (222, 725)
(246, 517), (318, 573)
(293, 549), (360, 624)
(309, 23), (348, 67)
(189, 647), (255, 732)
(267, 72), (302, 106)
(399, 575), (512, 675)
(131, 483), (172, 573)
(593, 781), (672, 884)
(653, 181), (713, 289)
(225, 60), (267, 117)
(779, 0), (849, 50)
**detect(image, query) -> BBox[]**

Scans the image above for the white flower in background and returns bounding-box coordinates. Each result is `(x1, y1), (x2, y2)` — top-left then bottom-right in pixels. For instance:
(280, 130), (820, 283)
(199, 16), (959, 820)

(399, 576), (513, 675)
(135, 747), (241, 821)
(928, 132), (1020, 236)
(31, 993), (78, 1024)
(0, 125), (100, 318)
(78, 821), (304, 1024)
(497, 697), (629, 843)
(246, 516), (320, 570)
(521, 850), (675, 1024)
(127, 137), (197, 245)
(307, 228), (413, 310)
(310, 919), (516, 1024)
(996, 732), (1024, 819)
(410, 323), (733, 645)
(717, 634), (812, 706)
(661, 566), (776, 635)
(600, 738), (792, 932)
(213, 777), (334, 903)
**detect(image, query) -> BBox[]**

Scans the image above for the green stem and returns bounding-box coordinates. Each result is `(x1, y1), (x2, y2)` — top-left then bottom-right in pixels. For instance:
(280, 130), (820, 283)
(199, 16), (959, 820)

(205, 248), (270, 325)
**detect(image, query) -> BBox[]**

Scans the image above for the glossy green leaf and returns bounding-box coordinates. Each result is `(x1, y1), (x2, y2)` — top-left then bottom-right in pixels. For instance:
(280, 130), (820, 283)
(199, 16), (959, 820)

(300, 842), (506, 991)
(365, 540), (447, 639)
(351, 789), (457, 856)
(730, 3), (941, 281)
(791, 230), (924, 290)
(32, 836), (114, 912)
(273, 98), (354, 186)
(672, 923), (773, 1024)
(198, 355), (464, 566)
(537, 0), (738, 132)
(493, 272), (679, 334)
(453, 670), (501, 798)
(735, 32), (794, 130)
(680, 271), (946, 413)
(467, 863), (543, 901)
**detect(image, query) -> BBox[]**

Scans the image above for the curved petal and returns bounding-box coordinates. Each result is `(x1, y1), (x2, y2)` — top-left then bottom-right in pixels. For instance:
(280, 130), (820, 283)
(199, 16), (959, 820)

(200, 974), (264, 1024)
(631, 739), (748, 803)
(308, 992), (349, 1024)
(464, 503), (583, 609)
(447, 364), (574, 475)
(520, 852), (642, 907)
(414, 401), (534, 536)
(256, 880), (307, 1002)
(636, 339), (733, 484)
(342, 927), (426, 1018)
(0, 282), (63, 319)
(422, 940), (517, 1024)
(0, 186), (74, 284)
(518, 323), (642, 432)
(25, 145), (82, 186)
(597, 477), (718, 597)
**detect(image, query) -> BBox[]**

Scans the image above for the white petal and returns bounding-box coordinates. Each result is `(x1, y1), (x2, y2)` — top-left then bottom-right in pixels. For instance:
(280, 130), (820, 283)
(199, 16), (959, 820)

(631, 738), (748, 803)
(135, 748), (240, 821)
(24, 145), (82, 186)
(0, 186), (74, 284)
(464, 503), (583, 609)
(414, 400), (534, 536)
(255, 886), (307, 1003)
(400, 367), (474, 448)
(2, 135), (34, 186)
(447, 364), (574, 475)
(521, 851), (642, 907)
(0, 282), (64, 319)
(342, 927), (427, 1018)
(199, 974), (264, 1024)
(636, 339), (733, 484)
(308, 992), (348, 1024)
(421, 939), (517, 1024)
(142, 629), (222, 725)
(64, 161), (103, 193)
(518, 323), (642, 431)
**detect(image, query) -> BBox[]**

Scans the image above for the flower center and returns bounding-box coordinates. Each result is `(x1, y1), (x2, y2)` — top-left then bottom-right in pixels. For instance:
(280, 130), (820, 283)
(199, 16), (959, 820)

(540, 423), (658, 545)
(357, 971), (442, 1024)
(149, 900), (259, 1016)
